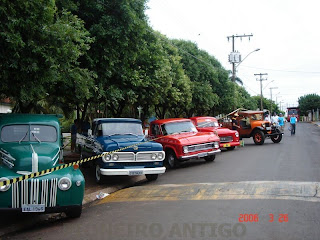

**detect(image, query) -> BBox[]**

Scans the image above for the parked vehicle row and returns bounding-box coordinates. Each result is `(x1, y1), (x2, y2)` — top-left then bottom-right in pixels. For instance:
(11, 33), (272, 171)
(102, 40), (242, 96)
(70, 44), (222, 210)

(0, 110), (282, 218)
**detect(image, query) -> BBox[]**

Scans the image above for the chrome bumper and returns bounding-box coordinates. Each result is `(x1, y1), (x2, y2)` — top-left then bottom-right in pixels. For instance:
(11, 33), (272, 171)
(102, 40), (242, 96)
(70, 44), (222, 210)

(180, 149), (221, 160)
(100, 167), (166, 176)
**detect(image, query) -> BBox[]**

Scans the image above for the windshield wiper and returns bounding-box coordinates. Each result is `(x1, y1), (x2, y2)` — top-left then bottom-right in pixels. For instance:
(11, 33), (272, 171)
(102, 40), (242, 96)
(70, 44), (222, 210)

(32, 132), (41, 143)
(19, 130), (29, 143)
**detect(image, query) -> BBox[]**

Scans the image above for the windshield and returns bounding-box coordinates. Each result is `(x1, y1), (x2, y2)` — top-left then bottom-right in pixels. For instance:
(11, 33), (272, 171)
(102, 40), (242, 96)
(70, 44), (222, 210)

(196, 120), (219, 128)
(1, 124), (57, 143)
(288, 109), (298, 115)
(251, 114), (263, 121)
(161, 121), (197, 135)
(100, 122), (143, 136)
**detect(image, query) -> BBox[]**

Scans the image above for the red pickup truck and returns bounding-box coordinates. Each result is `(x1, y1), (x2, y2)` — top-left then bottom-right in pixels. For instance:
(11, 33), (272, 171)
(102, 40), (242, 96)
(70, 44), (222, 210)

(149, 118), (221, 168)
(190, 116), (240, 150)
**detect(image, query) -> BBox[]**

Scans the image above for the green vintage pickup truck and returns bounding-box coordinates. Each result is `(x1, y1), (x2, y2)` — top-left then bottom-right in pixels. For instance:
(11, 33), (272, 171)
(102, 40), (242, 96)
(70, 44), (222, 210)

(0, 114), (84, 217)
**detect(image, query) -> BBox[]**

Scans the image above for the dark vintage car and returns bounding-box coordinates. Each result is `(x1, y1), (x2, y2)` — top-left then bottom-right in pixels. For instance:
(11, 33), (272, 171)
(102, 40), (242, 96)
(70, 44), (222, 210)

(0, 114), (84, 217)
(77, 118), (166, 183)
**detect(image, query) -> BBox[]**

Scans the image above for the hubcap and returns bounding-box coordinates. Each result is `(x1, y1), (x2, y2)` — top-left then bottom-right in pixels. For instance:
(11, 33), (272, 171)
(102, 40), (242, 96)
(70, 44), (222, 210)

(168, 154), (175, 167)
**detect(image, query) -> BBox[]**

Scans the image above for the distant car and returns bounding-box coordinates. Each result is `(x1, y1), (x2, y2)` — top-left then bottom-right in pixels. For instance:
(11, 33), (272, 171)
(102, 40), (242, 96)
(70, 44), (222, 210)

(190, 116), (240, 150)
(148, 118), (221, 168)
(77, 118), (166, 183)
(0, 114), (84, 218)
(221, 110), (283, 145)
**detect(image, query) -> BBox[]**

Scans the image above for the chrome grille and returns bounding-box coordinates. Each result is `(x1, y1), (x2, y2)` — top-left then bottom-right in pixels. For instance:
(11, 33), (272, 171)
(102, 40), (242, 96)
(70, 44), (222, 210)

(114, 152), (135, 161)
(220, 136), (233, 143)
(12, 178), (58, 208)
(136, 151), (164, 161)
(187, 142), (214, 153)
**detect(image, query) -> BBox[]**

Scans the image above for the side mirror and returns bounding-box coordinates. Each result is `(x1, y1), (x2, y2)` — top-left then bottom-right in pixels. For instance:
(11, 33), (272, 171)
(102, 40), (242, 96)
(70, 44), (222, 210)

(88, 129), (92, 136)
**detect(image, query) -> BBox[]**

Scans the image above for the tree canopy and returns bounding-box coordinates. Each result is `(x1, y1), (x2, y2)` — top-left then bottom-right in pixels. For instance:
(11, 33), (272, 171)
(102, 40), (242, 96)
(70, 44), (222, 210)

(0, 0), (275, 122)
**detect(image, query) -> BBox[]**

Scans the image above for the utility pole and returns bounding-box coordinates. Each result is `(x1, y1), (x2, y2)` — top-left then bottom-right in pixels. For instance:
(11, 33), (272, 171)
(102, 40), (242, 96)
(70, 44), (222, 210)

(254, 73), (268, 110)
(269, 87), (278, 115)
(227, 34), (253, 83)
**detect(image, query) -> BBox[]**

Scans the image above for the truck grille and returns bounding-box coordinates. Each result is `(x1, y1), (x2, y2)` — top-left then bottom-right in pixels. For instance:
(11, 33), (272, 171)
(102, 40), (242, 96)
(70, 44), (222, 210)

(220, 136), (233, 143)
(11, 178), (58, 208)
(187, 142), (214, 153)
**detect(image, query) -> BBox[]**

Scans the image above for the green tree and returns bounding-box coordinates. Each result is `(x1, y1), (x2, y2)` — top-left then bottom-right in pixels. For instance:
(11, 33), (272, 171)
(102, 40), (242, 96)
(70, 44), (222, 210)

(298, 94), (320, 115)
(0, 0), (94, 113)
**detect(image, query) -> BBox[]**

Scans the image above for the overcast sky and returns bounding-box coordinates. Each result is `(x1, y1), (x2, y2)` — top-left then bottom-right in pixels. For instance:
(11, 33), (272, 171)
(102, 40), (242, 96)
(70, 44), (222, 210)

(146, 0), (320, 111)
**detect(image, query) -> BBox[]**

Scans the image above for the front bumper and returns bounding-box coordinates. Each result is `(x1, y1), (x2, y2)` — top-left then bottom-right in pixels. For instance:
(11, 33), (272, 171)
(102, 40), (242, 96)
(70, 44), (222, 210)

(0, 205), (81, 214)
(100, 167), (166, 176)
(179, 149), (221, 160)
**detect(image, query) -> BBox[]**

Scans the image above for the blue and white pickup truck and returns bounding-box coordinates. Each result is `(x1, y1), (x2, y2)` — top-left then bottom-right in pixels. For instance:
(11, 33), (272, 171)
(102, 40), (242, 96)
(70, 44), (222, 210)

(77, 118), (166, 183)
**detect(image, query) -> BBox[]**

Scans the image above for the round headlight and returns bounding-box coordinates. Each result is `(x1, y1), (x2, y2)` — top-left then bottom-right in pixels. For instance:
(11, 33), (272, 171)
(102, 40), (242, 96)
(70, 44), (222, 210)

(235, 132), (239, 138)
(112, 154), (119, 161)
(151, 153), (157, 160)
(214, 142), (219, 149)
(58, 177), (72, 191)
(157, 152), (164, 160)
(262, 123), (266, 128)
(183, 146), (189, 153)
(102, 153), (111, 162)
(0, 177), (11, 192)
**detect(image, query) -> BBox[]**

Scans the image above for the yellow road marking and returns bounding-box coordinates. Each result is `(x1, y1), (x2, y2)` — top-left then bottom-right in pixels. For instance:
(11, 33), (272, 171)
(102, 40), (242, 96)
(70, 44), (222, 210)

(96, 181), (320, 204)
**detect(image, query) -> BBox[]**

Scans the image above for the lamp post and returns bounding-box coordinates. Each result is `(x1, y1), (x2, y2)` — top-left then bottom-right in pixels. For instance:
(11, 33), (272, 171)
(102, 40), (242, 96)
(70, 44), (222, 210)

(232, 48), (260, 82)
(269, 87), (278, 115)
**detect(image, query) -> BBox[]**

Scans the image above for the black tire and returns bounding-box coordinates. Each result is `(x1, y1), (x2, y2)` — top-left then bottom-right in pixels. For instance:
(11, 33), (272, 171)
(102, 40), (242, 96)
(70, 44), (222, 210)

(204, 155), (216, 162)
(227, 146), (235, 150)
(253, 130), (265, 145)
(66, 205), (82, 218)
(271, 130), (282, 143)
(95, 163), (105, 184)
(146, 174), (158, 181)
(165, 150), (179, 168)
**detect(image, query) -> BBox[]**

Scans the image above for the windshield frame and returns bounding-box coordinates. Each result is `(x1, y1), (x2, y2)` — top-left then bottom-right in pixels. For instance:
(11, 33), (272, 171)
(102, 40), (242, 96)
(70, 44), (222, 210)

(98, 122), (144, 137)
(161, 121), (198, 135)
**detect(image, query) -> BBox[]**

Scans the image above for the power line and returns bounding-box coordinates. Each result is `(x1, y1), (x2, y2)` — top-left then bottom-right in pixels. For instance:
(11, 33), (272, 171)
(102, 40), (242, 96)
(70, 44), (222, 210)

(241, 65), (320, 74)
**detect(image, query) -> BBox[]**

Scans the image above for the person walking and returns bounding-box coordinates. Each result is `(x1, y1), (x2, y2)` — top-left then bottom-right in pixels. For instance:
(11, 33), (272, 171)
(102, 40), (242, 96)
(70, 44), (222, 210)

(278, 113), (285, 132)
(290, 115), (297, 135)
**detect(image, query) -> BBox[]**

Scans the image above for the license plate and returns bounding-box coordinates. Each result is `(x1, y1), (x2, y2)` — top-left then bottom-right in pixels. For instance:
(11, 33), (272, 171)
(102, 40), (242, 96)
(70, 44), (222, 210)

(198, 152), (208, 158)
(129, 170), (143, 176)
(266, 127), (271, 130)
(22, 204), (45, 212)
(223, 143), (231, 147)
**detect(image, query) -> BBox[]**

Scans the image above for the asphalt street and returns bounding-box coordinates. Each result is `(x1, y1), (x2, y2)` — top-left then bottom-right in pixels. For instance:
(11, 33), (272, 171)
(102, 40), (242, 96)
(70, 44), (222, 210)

(2, 122), (320, 240)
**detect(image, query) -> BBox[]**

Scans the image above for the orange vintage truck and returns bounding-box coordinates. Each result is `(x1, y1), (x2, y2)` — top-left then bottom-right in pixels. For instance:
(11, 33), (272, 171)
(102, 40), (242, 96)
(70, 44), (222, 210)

(221, 110), (283, 145)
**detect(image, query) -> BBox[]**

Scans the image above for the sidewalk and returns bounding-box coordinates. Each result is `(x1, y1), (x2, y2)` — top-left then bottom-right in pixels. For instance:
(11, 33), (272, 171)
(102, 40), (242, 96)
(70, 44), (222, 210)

(312, 121), (320, 127)
(0, 151), (146, 238)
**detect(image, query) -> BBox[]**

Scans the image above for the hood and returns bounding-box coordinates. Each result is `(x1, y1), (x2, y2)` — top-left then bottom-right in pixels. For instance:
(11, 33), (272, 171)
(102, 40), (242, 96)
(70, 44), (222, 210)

(1, 143), (60, 173)
(165, 132), (219, 145)
(97, 135), (163, 152)
(216, 127), (236, 136)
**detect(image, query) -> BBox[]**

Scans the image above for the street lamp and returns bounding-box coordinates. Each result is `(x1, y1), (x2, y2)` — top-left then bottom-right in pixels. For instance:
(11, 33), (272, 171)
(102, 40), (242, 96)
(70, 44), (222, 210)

(235, 48), (260, 70)
(269, 87), (278, 115)
(232, 48), (260, 83)
(263, 80), (274, 90)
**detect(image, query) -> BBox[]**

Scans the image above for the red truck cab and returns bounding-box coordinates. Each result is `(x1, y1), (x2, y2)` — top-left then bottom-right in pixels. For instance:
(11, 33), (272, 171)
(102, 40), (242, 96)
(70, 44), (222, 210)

(190, 116), (240, 150)
(149, 118), (221, 168)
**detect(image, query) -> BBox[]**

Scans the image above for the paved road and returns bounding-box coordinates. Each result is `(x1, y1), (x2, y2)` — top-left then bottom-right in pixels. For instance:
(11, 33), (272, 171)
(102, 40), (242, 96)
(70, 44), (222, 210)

(3, 123), (320, 240)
